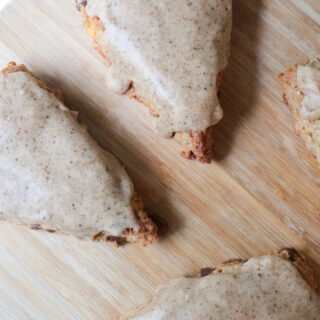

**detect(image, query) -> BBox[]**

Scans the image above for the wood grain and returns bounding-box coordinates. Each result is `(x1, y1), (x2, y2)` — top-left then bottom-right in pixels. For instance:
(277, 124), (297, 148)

(0, 0), (319, 319)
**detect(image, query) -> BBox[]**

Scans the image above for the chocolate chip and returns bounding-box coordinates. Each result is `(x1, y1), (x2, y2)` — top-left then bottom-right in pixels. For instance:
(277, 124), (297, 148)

(106, 236), (127, 247)
(200, 267), (215, 277)
(75, 0), (87, 11)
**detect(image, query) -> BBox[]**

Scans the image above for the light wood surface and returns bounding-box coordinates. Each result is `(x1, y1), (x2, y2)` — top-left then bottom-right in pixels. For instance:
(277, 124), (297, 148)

(0, 0), (319, 319)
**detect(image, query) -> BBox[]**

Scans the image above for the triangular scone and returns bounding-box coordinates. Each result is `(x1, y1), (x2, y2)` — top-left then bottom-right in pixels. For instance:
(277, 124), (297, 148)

(78, 0), (232, 163)
(125, 248), (320, 319)
(278, 57), (320, 162)
(0, 62), (157, 246)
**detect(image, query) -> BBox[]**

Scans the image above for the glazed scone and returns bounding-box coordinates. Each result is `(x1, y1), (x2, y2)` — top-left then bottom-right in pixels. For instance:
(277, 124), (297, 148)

(0, 62), (157, 246)
(125, 248), (320, 319)
(77, 0), (232, 163)
(278, 56), (320, 162)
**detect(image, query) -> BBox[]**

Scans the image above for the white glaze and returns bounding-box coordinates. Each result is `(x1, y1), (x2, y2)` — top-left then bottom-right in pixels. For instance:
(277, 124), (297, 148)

(86, 0), (232, 137)
(297, 56), (320, 121)
(0, 70), (140, 238)
(128, 255), (320, 320)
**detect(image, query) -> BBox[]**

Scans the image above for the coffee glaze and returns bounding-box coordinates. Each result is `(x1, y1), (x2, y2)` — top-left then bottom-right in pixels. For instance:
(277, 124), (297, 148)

(86, 0), (232, 137)
(127, 255), (320, 320)
(0, 70), (140, 238)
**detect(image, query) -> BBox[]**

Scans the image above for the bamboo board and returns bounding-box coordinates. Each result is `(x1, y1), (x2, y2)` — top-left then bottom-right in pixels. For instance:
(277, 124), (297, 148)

(0, 0), (319, 319)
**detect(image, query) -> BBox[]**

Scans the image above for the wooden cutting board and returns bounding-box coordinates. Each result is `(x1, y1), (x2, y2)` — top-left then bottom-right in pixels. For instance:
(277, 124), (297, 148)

(0, 0), (319, 319)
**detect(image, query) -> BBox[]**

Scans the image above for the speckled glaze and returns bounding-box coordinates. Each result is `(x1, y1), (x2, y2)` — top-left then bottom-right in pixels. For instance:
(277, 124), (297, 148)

(128, 255), (320, 320)
(0, 70), (140, 238)
(86, 0), (232, 137)
(297, 56), (320, 121)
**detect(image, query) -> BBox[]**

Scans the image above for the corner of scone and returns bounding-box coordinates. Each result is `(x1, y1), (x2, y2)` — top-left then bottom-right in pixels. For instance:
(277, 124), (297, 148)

(94, 195), (158, 247)
(128, 87), (215, 163)
(0, 61), (27, 74)
(1, 62), (64, 101)
(174, 127), (214, 163)
(277, 247), (317, 290)
(0, 61), (158, 247)
(278, 57), (320, 162)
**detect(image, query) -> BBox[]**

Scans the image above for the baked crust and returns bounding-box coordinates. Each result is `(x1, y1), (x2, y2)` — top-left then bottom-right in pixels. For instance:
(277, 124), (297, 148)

(278, 64), (320, 162)
(1, 62), (158, 246)
(80, 7), (218, 163)
(201, 248), (317, 290)
(278, 64), (303, 115)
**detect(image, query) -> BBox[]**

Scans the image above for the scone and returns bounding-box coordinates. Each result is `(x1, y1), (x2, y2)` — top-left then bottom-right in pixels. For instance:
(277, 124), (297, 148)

(0, 62), (157, 246)
(278, 56), (320, 162)
(125, 248), (320, 319)
(77, 0), (232, 163)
